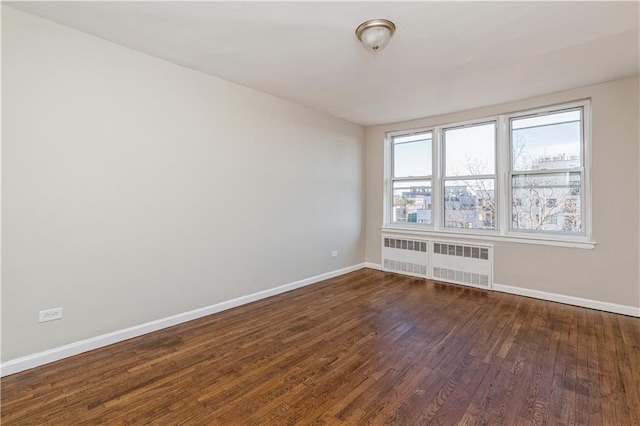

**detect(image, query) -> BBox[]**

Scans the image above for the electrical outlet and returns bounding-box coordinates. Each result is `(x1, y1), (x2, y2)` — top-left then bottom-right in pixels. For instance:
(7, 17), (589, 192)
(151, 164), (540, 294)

(331, 251), (338, 257)
(39, 307), (63, 323)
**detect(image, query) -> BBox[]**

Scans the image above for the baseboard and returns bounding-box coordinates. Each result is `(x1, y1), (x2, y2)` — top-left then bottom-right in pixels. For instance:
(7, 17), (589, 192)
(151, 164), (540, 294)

(493, 283), (640, 317)
(1, 263), (366, 377)
(367, 264), (639, 317)
(364, 262), (382, 270)
(364, 262), (640, 317)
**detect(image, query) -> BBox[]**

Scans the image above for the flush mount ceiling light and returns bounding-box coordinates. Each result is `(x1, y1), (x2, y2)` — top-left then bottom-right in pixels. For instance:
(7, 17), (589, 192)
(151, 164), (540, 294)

(355, 19), (396, 54)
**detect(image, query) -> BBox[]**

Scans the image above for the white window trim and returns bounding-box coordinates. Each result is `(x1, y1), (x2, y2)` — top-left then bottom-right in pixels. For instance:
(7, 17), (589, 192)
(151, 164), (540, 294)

(505, 99), (591, 241)
(386, 129), (435, 228)
(383, 99), (595, 250)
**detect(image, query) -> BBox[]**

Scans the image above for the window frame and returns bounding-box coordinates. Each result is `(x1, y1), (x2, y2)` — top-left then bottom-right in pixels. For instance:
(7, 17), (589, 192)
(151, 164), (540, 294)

(505, 100), (591, 240)
(389, 130), (435, 226)
(441, 120), (498, 232)
(383, 99), (593, 249)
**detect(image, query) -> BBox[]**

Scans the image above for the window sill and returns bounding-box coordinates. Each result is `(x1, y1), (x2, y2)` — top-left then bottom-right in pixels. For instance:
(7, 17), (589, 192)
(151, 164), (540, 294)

(380, 225), (596, 250)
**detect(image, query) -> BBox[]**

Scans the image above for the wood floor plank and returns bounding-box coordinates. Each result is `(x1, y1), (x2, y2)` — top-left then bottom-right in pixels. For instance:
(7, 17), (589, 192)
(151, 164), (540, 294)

(2, 268), (639, 424)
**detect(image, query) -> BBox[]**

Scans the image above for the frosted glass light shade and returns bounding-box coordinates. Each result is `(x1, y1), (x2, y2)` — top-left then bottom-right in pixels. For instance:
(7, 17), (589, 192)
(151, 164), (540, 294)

(356, 19), (396, 54)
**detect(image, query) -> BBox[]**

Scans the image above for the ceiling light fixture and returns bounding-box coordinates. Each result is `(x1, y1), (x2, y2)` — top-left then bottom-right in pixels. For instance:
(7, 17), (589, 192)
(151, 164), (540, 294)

(355, 19), (396, 54)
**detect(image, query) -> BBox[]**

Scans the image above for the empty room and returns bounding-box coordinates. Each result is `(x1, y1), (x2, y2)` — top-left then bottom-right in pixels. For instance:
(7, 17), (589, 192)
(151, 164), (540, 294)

(1, 1), (639, 424)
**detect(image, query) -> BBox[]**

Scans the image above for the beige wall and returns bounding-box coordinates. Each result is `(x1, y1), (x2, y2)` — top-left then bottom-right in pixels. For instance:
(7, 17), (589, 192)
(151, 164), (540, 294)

(2, 6), (638, 366)
(1, 8), (365, 361)
(366, 76), (640, 308)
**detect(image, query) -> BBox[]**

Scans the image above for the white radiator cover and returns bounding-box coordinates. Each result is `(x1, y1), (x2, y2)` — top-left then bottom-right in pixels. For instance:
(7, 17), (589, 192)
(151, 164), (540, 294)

(381, 235), (493, 290)
(431, 240), (493, 289)
(381, 236), (429, 279)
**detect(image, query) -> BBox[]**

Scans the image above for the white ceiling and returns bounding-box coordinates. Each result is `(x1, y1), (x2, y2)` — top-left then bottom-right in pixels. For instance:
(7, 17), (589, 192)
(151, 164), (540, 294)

(6, 1), (640, 126)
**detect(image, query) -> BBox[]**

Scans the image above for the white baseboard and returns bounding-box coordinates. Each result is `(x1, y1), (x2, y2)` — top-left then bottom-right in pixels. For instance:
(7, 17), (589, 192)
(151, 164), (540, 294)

(367, 263), (639, 317)
(364, 262), (382, 270)
(493, 283), (640, 317)
(1, 263), (366, 377)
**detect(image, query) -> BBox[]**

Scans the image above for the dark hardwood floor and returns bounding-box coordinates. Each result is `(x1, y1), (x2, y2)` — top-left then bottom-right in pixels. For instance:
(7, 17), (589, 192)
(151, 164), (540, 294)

(2, 268), (639, 424)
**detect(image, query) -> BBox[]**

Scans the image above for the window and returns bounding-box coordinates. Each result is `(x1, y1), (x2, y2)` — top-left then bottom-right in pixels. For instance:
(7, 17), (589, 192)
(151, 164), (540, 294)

(385, 100), (591, 244)
(391, 132), (433, 224)
(443, 122), (496, 230)
(510, 108), (584, 234)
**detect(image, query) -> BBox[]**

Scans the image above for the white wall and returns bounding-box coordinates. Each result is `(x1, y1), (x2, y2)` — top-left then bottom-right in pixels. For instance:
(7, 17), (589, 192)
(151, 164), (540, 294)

(366, 76), (640, 310)
(1, 7), (365, 362)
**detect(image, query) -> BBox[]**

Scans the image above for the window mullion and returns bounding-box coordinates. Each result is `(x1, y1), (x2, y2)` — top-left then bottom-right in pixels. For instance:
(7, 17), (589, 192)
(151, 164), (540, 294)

(433, 127), (443, 231)
(498, 115), (510, 236)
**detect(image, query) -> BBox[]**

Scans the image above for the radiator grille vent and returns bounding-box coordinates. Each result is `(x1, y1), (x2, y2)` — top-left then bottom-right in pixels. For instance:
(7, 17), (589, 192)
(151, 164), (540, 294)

(433, 242), (489, 260)
(433, 267), (490, 287)
(384, 237), (427, 252)
(384, 259), (428, 276)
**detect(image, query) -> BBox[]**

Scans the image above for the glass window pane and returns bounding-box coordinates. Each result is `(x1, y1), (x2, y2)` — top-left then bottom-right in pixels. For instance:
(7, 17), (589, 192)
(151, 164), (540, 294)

(444, 123), (495, 176)
(512, 172), (581, 233)
(393, 132), (432, 178)
(392, 180), (432, 224)
(512, 109), (581, 171)
(443, 179), (495, 229)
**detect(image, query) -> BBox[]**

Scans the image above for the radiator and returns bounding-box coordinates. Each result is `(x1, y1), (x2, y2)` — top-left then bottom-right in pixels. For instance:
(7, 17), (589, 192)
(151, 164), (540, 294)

(431, 241), (493, 290)
(381, 235), (493, 290)
(381, 236), (429, 279)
